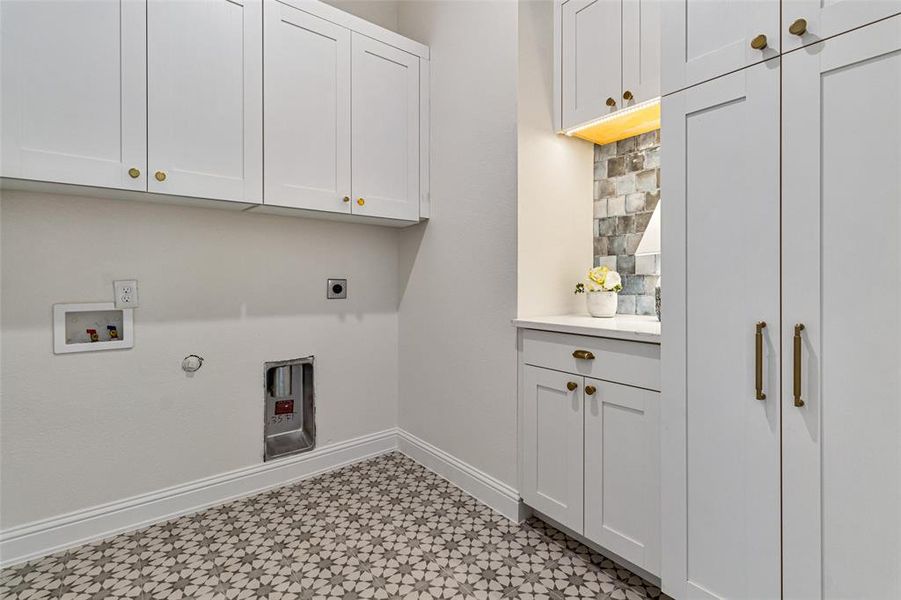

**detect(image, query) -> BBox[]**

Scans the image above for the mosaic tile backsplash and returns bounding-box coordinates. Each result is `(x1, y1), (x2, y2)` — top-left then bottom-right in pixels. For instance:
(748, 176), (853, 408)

(593, 130), (661, 316)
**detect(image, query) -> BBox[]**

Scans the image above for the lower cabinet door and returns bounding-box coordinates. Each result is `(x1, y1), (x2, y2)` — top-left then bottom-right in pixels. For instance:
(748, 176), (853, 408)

(584, 379), (660, 575)
(520, 365), (584, 533)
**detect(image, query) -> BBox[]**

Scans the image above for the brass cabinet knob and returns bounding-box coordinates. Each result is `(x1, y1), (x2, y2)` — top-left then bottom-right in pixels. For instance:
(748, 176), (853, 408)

(623, 90), (633, 101)
(585, 385), (597, 396)
(566, 381), (578, 392)
(750, 34), (768, 50)
(357, 197), (365, 206)
(572, 349), (595, 360)
(128, 167), (141, 179)
(606, 97), (616, 107)
(343, 196), (350, 203)
(154, 171), (167, 182)
(788, 18), (807, 36)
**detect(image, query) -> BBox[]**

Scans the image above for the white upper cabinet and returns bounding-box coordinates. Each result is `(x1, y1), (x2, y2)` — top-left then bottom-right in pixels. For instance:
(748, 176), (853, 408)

(147, 0), (262, 203)
(622, 0), (661, 105)
(661, 0), (779, 95)
(783, 0), (901, 52)
(1, 0), (146, 191)
(264, 0), (351, 213)
(350, 34), (420, 221)
(561, 0), (622, 129)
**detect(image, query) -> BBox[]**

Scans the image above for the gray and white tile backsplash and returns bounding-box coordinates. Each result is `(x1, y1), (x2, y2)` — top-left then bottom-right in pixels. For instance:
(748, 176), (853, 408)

(593, 130), (660, 316)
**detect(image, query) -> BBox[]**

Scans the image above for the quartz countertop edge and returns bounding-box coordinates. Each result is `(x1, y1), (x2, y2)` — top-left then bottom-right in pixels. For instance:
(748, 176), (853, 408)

(512, 314), (661, 343)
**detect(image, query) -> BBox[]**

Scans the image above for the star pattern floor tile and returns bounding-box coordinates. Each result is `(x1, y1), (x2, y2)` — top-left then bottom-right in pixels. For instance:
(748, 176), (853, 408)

(1, 452), (663, 599)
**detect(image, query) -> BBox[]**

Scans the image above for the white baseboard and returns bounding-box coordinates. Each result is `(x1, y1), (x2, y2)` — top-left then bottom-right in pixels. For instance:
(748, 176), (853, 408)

(396, 429), (524, 522)
(0, 429), (397, 568)
(1, 428), (524, 568)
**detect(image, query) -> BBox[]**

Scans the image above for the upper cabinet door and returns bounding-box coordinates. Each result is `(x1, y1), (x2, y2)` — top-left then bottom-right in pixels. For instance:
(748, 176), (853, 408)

(0, 0), (146, 191)
(561, 0), (622, 129)
(660, 60), (781, 600)
(264, 0), (351, 213)
(350, 34), (419, 221)
(147, 0), (262, 203)
(782, 16), (901, 600)
(661, 0), (779, 95)
(622, 0), (661, 105)
(783, 0), (901, 52)
(520, 365), (585, 534)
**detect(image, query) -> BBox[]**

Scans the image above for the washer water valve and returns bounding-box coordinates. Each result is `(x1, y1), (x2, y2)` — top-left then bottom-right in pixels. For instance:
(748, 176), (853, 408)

(181, 354), (204, 373)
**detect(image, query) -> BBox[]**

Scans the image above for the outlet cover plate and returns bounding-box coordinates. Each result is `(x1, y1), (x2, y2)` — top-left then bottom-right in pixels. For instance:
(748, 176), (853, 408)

(114, 279), (139, 309)
(327, 278), (347, 299)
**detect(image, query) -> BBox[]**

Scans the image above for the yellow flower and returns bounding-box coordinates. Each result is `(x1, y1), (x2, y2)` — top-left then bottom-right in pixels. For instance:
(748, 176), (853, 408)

(588, 266), (608, 286)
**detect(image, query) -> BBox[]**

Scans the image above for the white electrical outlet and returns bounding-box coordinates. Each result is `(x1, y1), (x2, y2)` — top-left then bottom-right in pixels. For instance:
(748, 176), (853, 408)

(113, 279), (139, 309)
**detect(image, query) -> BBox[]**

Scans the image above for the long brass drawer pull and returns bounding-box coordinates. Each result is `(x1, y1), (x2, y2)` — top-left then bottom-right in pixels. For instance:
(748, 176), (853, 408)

(793, 324), (806, 407)
(572, 350), (595, 360)
(755, 321), (767, 400)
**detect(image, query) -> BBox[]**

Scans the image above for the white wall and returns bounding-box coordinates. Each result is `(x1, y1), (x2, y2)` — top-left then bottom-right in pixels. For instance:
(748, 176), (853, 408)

(324, 0), (398, 31)
(0, 191), (399, 528)
(395, 0), (519, 488)
(517, 0), (593, 318)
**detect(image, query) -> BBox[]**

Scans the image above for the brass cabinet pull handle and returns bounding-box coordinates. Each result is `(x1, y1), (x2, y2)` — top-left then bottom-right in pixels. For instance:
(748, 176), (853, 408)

(128, 167), (141, 179)
(606, 97), (616, 107)
(622, 90), (633, 101)
(584, 385), (597, 396)
(788, 18), (807, 36)
(342, 196), (350, 203)
(566, 381), (578, 392)
(572, 350), (595, 360)
(154, 171), (167, 182)
(357, 197), (365, 206)
(755, 321), (767, 400)
(793, 324), (806, 407)
(751, 34), (768, 50)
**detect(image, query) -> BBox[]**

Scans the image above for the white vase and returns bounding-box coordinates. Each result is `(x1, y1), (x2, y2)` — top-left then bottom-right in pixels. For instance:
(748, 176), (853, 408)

(586, 291), (618, 318)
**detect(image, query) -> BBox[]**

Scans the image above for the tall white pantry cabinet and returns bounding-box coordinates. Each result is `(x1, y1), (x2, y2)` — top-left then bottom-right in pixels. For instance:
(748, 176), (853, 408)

(661, 4), (901, 600)
(0, 0), (429, 224)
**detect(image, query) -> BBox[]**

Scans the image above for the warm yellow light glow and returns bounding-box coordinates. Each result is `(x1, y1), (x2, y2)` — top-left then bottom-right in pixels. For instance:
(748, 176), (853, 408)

(562, 98), (660, 145)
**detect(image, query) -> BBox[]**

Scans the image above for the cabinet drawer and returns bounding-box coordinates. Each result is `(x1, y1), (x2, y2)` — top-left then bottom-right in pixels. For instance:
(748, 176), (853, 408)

(521, 329), (660, 391)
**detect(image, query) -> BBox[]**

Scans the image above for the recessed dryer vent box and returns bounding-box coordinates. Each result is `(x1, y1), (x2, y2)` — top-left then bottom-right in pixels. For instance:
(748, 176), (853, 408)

(53, 302), (134, 354)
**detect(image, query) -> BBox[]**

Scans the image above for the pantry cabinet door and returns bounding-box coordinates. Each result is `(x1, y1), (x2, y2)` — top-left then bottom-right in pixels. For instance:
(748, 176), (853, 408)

(147, 0), (262, 203)
(520, 366), (584, 534)
(782, 17), (901, 600)
(783, 0), (901, 52)
(622, 0), (661, 105)
(584, 379), (660, 575)
(661, 0), (779, 95)
(660, 59), (781, 600)
(561, 0), (622, 129)
(0, 0), (146, 191)
(350, 33), (419, 221)
(264, 0), (351, 213)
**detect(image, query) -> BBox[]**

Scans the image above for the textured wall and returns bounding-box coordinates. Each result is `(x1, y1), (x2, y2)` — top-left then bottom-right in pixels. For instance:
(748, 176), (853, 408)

(593, 130), (661, 315)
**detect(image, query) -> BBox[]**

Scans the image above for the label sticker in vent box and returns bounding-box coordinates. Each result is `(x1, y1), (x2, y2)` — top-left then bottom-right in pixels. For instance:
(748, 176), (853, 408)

(274, 400), (294, 415)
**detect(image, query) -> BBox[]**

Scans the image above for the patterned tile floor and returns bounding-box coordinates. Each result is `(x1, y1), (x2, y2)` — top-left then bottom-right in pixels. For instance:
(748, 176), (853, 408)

(0, 452), (663, 600)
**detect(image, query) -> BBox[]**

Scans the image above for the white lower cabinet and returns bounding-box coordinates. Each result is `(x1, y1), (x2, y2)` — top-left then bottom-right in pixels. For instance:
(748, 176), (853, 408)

(521, 365), (585, 533)
(584, 378), (660, 575)
(519, 329), (661, 577)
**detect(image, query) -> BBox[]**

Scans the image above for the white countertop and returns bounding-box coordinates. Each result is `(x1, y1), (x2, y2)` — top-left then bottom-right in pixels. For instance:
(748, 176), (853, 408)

(513, 314), (661, 343)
